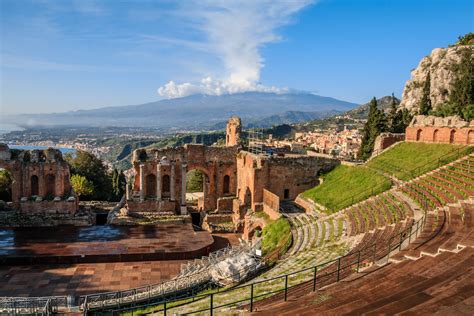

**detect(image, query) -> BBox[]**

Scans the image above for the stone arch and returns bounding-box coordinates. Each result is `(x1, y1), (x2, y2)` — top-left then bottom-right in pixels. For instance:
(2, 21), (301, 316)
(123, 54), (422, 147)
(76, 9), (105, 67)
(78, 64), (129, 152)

(416, 129), (423, 141)
(468, 130), (473, 144)
(45, 174), (55, 196)
(145, 174), (156, 198)
(433, 129), (439, 143)
(162, 174), (170, 195)
(31, 175), (39, 196)
(449, 129), (456, 144)
(223, 175), (230, 194)
(248, 225), (263, 241)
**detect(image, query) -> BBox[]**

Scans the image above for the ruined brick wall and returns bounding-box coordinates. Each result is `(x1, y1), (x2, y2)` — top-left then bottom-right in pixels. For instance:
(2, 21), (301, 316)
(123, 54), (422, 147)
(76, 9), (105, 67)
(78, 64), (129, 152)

(129, 143), (238, 213)
(263, 189), (280, 220)
(405, 115), (474, 144)
(373, 133), (405, 155)
(234, 151), (339, 216)
(0, 144), (76, 215)
(226, 116), (242, 147)
(216, 197), (234, 212)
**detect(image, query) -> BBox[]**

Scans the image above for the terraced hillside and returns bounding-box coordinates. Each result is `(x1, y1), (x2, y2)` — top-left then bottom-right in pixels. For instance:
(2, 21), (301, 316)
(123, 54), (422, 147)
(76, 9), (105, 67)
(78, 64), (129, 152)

(250, 153), (474, 314)
(367, 142), (473, 180)
(301, 164), (392, 212)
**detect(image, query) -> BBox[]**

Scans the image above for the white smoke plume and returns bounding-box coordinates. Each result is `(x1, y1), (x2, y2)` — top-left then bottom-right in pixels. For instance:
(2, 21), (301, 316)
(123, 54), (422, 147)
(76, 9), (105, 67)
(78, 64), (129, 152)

(157, 0), (314, 98)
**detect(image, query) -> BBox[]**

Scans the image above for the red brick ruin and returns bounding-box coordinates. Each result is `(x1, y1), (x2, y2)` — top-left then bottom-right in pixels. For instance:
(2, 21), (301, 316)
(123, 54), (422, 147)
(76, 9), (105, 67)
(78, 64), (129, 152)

(0, 144), (77, 215)
(405, 115), (474, 144)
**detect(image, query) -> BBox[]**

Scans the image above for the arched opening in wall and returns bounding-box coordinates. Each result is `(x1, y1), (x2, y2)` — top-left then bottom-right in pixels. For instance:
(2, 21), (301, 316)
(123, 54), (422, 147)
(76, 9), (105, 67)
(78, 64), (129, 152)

(162, 175), (171, 197)
(416, 129), (423, 141)
(468, 130), (474, 144)
(145, 174), (156, 199)
(450, 130), (456, 144)
(45, 174), (55, 198)
(186, 169), (209, 211)
(223, 175), (230, 194)
(284, 188), (290, 200)
(0, 168), (13, 202)
(31, 175), (39, 196)
(433, 129), (439, 143)
(244, 187), (252, 209)
(248, 226), (262, 242)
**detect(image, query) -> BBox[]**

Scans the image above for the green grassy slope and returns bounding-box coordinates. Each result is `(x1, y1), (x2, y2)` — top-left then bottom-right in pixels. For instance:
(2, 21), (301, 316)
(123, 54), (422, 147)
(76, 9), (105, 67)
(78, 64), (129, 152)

(367, 142), (473, 180)
(302, 165), (391, 213)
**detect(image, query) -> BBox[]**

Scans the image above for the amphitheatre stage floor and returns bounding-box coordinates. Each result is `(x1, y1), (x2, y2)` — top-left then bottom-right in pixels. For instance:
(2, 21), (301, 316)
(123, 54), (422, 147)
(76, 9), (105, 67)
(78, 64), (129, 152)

(0, 223), (215, 265)
(0, 233), (240, 297)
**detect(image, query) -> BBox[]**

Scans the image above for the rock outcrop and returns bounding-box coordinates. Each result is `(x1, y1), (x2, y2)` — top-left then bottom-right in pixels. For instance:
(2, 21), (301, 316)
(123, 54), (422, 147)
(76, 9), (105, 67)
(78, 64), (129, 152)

(400, 45), (473, 113)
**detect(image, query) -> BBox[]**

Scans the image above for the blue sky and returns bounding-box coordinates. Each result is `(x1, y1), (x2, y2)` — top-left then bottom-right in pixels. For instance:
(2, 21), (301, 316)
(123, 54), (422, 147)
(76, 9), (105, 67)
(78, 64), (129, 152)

(1, 0), (473, 115)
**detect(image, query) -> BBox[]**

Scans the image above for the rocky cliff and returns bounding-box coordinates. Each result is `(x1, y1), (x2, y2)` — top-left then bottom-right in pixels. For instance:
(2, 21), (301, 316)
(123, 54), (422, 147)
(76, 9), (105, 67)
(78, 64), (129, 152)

(400, 45), (473, 113)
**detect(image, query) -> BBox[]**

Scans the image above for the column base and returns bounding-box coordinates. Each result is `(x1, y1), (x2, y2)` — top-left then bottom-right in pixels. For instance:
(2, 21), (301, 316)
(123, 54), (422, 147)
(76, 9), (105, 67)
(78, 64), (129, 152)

(180, 205), (188, 215)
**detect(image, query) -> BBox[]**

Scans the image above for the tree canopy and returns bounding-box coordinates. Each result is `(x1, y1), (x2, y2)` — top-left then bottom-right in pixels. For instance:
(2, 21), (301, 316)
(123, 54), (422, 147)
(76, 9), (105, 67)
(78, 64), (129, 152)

(65, 150), (112, 200)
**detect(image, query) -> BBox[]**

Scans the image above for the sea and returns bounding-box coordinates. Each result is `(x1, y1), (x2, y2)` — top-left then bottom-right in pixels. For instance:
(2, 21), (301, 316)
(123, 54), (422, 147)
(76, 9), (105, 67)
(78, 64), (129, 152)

(8, 145), (76, 155)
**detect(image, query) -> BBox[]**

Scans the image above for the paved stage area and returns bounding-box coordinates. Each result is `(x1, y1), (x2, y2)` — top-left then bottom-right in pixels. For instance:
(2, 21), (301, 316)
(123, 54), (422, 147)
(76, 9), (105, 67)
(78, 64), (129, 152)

(0, 233), (241, 298)
(0, 224), (215, 264)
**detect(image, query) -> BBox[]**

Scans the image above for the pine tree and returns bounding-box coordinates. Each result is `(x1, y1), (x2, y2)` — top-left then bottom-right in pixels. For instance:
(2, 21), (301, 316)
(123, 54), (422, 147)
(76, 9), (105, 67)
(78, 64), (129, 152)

(358, 97), (387, 160)
(418, 72), (432, 115)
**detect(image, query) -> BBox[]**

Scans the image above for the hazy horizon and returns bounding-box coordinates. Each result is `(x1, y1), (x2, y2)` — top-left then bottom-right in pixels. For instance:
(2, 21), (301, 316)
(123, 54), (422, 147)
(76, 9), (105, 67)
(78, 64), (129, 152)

(1, 0), (473, 115)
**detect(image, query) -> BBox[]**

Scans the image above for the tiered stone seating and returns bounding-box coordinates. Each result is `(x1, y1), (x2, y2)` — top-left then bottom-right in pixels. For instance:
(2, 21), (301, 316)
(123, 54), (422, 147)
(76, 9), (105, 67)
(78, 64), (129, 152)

(402, 155), (474, 211)
(344, 189), (413, 236)
(253, 201), (474, 315)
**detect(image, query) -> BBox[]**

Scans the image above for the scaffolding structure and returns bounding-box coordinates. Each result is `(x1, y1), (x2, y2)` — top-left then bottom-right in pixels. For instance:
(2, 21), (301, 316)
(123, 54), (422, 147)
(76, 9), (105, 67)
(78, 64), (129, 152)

(247, 128), (266, 156)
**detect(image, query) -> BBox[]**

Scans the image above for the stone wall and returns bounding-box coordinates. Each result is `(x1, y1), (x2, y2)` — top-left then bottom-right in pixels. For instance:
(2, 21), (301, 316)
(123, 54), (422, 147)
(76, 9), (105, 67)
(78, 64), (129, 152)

(263, 189), (280, 220)
(226, 116), (242, 147)
(129, 143), (238, 214)
(234, 151), (339, 215)
(372, 133), (405, 156)
(0, 143), (77, 215)
(405, 115), (474, 144)
(216, 196), (235, 213)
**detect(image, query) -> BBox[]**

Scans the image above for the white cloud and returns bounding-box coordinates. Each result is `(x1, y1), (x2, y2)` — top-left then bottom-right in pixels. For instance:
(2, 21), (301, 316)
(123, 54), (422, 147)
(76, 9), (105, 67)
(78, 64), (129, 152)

(157, 0), (314, 98)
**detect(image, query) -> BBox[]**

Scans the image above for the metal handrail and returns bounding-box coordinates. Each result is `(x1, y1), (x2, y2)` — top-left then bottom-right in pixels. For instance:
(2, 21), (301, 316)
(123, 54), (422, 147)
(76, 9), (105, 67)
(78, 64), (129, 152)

(109, 212), (428, 316)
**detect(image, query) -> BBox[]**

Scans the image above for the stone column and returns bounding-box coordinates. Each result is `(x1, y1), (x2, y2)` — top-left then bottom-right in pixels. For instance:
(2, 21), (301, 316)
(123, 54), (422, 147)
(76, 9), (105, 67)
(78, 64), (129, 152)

(181, 163), (187, 206)
(156, 163), (162, 200)
(139, 164), (145, 202)
(38, 163), (45, 198)
(180, 163), (188, 215)
(170, 162), (175, 201)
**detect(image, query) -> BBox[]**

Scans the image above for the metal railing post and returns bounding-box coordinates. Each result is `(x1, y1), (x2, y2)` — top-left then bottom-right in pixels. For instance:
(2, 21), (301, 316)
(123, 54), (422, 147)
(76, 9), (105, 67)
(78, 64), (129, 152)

(210, 293), (214, 316)
(250, 284), (254, 312)
(336, 257), (341, 282)
(284, 275), (288, 301)
(399, 233), (403, 251)
(312, 266), (317, 291)
(163, 301), (167, 316)
(357, 251), (361, 272)
(373, 243), (377, 262)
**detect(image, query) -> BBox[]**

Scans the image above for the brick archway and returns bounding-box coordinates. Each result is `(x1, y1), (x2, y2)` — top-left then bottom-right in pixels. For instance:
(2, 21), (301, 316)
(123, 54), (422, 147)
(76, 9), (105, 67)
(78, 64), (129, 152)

(130, 144), (238, 214)
(433, 129), (439, 142)
(468, 130), (473, 144)
(145, 174), (156, 198)
(450, 130), (456, 144)
(416, 129), (423, 141)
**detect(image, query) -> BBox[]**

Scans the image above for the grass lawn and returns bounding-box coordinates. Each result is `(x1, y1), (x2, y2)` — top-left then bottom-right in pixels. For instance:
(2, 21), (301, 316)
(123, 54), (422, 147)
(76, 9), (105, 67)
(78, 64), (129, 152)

(261, 217), (292, 259)
(301, 165), (391, 213)
(367, 142), (473, 181)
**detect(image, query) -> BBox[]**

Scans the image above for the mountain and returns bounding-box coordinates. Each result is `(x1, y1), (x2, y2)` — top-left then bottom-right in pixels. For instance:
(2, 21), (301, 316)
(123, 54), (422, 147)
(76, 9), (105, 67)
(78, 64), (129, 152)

(345, 95), (400, 119)
(4, 92), (357, 130)
(399, 43), (473, 113)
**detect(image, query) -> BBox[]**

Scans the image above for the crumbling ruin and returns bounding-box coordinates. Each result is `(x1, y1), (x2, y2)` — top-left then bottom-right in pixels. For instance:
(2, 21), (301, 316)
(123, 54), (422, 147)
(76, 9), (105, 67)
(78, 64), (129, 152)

(0, 144), (77, 215)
